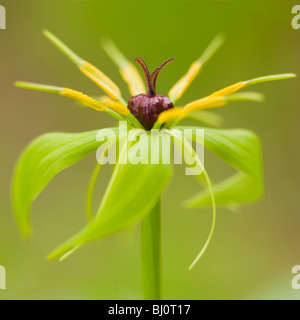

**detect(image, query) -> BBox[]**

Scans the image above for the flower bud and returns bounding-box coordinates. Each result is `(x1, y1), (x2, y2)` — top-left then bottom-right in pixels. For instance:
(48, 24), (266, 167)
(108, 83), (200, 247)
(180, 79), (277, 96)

(128, 57), (175, 130)
(128, 94), (173, 130)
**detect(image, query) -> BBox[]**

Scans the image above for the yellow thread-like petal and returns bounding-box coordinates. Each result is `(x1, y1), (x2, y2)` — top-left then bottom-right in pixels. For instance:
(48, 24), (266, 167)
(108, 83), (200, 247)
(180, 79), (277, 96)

(80, 68), (119, 101)
(157, 107), (185, 124)
(80, 63), (121, 101)
(168, 35), (225, 103)
(98, 95), (117, 104)
(158, 98), (226, 127)
(44, 31), (123, 102)
(61, 88), (106, 111)
(208, 74), (295, 99)
(61, 89), (130, 115)
(209, 82), (245, 98)
(98, 96), (130, 116)
(109, 103), (130, 116)
(15, 81), (127, 120)
(184, 97), (226, 112)
(102, 39), (146, 95)
(120, 64), (146, 96)
(183, 92), (264, 118)
(165, 92), (263, 127)
(81, 61), (121, 95)
(168, 61), (202, 102)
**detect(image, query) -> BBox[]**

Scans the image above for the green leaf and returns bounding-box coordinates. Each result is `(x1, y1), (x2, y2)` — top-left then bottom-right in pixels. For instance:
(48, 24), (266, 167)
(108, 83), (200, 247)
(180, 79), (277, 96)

(185, 111), (224, 127)
(48, 130), (173, 260)
(177, 126), (263, 206)
(12, 129), (118, 237)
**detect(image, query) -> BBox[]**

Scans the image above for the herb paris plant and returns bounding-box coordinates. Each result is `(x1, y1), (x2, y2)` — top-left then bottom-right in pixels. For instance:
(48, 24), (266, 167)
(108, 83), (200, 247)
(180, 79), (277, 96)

(12, 31), (295, 299)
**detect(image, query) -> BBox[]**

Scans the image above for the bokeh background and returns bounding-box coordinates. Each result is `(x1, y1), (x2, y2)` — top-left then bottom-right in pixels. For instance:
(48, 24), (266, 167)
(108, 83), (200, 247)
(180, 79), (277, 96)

(1, 0), (300, 300)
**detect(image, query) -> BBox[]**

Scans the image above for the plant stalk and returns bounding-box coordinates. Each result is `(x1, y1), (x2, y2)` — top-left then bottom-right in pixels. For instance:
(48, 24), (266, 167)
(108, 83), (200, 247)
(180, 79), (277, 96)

(141, 199), (161, 300)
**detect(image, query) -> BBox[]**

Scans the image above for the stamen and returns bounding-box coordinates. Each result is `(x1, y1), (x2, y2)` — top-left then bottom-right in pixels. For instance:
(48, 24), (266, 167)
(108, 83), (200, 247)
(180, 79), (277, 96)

(184, 97), (226, 112)
(209, 82), (245, 98)
(157, 107), (184, 124)
(80, 63), (120, 101)
(43, 30), (123, 102)
(155, 91), (265, 127)
(15, 81), (129, 118)
(168, 34), (225, 103)
(81, 61), (121, 95)
(61, 88), (106, 111)
(102, 39), (146, 96)
(209, 74), (296, 98)
(168, 61), (202, 102)
(61, 89), (129, 115)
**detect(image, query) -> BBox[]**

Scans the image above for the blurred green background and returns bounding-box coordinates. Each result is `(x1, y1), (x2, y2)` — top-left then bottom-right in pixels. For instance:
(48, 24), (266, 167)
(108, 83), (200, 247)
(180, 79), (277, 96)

(1, 0), (300, 300)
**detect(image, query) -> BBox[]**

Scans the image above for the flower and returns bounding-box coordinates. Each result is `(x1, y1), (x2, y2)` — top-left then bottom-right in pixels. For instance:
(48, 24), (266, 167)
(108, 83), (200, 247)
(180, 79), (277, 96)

(12, 31), (295, 269)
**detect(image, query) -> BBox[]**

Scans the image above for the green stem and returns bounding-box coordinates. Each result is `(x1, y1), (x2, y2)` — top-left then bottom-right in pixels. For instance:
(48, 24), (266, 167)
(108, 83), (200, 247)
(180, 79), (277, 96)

(141, 199), (162, 300)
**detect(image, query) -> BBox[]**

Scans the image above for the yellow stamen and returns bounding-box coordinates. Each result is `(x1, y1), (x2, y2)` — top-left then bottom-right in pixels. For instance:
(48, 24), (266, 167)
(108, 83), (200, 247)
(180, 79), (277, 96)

(81, 62), (121, 94)
(208, 74), (296, 99)
(183, 91), (264, 115)
(80, 62), (121, 101)
(168, 61), (202, 103)
(44, 30), (123, 102)
(110, 103), (130, 116)
(101, 39), (146, 96)
(168, 34), (225, 103)
(209, 82), (245, 98)
(61, 89), (130, 115)
(61, 88), (106, 111)
(184, 96), (226, 112)
(98, 96), (130, 115)
(157, 98), (225, 128)
(157, 107), (185, 124)
(98, 95), (117, 104)
(157, 91), (265, 127)
(120, 64), (146, 96)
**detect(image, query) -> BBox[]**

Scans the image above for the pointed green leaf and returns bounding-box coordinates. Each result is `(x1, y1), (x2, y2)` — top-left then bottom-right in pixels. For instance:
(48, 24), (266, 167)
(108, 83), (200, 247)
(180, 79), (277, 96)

(177, 126), (263, 206)
(12, 129), (118, 236)
(185, 111), (224, 127)
(48, 130), (173, 260)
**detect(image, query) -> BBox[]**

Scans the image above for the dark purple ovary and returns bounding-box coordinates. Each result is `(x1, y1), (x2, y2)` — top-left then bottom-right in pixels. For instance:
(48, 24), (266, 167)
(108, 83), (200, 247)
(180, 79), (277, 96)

(128, 94), (174, 130)
(127, 57), (175, 130)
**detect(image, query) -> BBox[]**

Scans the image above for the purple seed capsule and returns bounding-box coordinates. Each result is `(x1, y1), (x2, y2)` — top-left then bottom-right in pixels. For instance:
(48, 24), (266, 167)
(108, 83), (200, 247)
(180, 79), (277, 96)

(128, 57), (175, 130)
